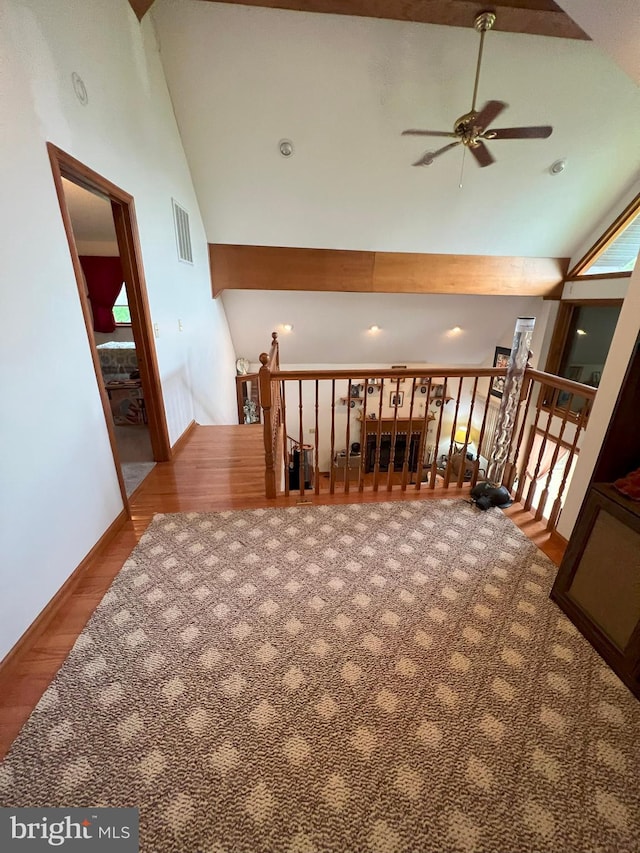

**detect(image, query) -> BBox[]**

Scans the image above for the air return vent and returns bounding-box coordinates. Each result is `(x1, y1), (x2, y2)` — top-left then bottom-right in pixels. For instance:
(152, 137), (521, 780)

(172, 199), (193, 264)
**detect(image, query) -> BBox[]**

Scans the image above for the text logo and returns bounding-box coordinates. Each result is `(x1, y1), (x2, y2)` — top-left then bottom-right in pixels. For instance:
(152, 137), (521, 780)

(0, 809), (138, 851)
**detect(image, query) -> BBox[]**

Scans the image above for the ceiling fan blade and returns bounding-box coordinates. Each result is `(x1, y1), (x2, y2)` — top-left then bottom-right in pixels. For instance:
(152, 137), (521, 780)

(470, 141), (495, 168)
(412, 141), (460, 166)
(474, 100), (507, 131)
(402, 129), (458, 138)
(484, 125), (553, 139)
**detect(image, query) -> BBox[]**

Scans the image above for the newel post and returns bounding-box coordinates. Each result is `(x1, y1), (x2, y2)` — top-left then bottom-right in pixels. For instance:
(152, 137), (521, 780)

(259, 351), (276, 498)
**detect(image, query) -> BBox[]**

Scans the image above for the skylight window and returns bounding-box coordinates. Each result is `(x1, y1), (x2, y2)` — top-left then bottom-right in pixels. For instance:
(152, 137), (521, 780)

(582, 211), (640, 275)
(571, 194), (640, 278)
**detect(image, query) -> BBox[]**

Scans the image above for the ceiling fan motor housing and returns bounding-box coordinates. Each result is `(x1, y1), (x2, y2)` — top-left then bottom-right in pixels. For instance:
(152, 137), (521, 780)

(474, 11), (496, 32)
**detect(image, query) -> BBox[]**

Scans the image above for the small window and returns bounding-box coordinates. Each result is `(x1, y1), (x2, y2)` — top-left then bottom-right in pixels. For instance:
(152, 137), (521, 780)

(113, 283), (131, 325)
(570, 193), (640, 278)
(172, 199), (193, 264)
(581, 211), (640, 275)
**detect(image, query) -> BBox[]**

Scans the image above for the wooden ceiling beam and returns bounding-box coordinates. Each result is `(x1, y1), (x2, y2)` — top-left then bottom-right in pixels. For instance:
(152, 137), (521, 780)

(128, 0), (156, 21)
(200, 0), (589, 40)
(209, 244), (568, 298)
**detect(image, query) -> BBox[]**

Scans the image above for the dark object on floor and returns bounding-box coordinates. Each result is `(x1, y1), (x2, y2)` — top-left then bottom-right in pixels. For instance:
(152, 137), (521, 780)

(470, 481), (513, 510)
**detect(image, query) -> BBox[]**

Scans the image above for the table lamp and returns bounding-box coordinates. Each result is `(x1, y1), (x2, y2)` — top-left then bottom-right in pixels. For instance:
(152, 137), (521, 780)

(454, 425), (470, 453)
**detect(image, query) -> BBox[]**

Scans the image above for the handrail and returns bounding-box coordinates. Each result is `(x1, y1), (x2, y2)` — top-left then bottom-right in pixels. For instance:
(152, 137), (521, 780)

(259, 331), (280, 371)
(256, 331), (599, 523)
(270, 367), (505, 381)
(525, 368), (597, 399)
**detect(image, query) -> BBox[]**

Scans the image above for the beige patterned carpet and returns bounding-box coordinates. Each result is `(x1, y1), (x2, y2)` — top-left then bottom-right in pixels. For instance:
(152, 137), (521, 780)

(1, 500), (639, 852)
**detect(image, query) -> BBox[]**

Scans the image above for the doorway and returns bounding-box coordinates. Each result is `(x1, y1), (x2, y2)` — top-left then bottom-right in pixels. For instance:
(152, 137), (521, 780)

(48, 144), (171, 509)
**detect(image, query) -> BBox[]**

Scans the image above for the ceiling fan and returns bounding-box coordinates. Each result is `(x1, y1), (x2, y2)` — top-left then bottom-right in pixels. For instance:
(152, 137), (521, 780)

(402, 11), (552, 168)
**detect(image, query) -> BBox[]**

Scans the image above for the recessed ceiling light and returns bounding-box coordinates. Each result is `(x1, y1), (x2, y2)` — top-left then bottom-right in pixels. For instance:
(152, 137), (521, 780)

(279, 139), (293, 157)
(550, 159), (566, 175)
(282, 323), (293, 332)
(71, 72), (88, 106)
(369, 325), (380, 332)
(447, 326), (463, 336)
(576, 328), (587, 336)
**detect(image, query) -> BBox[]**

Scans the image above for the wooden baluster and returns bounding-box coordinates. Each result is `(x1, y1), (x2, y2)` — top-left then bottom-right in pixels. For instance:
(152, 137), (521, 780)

(514, 386), (546, 504)
(524, 389), (558, 512)
(456, 377), (478, 488)
(373, 378), (385, 492)
(259, 352), (276, 498)
(282, 380), (289, 497)
(386, 378), (401, 492)
(236, 378), (245, 424)
(329, 380), (336, 495)
(535, 392), (573, 522)
(359, 379), (369, 493)
(314, 380), (320, 495)
(344, 379), (352, 495)
(502, 377), (535, 491)
(414, 378), (432, 492)
(444, 377), (463, 489)
(298, 379), (305, 496)
(273, 378), (281, 491)
(547, 399), (591, 531)
(429, 378), (448, 489)
(471, 383), (491, 488)
(401, 379), (418, 491)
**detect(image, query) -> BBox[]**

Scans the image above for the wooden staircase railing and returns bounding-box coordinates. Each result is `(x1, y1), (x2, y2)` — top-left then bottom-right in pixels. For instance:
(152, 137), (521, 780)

(257, 333), (596, 532)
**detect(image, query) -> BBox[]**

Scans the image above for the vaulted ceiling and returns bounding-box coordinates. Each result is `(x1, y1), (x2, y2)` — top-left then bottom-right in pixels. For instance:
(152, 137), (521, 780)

(152, 0), (639, 257)
(121, 0), (639, 366)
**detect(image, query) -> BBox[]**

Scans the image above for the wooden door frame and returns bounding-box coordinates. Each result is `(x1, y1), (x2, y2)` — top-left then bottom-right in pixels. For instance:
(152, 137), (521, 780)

(47, 143), (171, 512)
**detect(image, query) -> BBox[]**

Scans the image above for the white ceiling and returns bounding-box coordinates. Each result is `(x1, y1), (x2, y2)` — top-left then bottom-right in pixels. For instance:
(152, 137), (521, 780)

(62, 178), (118, 246)
(556, 0), (640, 84)
(152, 0), (640, 259)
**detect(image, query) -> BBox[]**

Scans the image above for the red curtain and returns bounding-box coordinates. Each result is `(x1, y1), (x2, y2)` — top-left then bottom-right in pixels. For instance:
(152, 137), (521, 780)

(80, 256), (124, 333)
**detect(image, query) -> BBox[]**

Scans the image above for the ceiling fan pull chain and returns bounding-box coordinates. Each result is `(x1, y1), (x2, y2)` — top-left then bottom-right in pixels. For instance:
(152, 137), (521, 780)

(459, 146), (466, 189)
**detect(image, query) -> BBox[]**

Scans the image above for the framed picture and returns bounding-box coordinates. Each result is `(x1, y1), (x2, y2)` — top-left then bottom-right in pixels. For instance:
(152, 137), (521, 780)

(390, 391), (404, 408)
(491, 346), (511, 399)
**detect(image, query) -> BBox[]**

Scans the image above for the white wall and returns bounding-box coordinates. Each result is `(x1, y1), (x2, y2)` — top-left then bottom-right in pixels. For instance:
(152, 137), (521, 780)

(0, 0), (237, 662)
(223, 290), (548, 365)
(558, 259), (640, 537)
(555, 174), (639, 536)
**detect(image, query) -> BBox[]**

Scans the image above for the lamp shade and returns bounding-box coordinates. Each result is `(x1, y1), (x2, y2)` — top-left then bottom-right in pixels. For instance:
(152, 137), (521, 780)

(454, 426), (469, 445)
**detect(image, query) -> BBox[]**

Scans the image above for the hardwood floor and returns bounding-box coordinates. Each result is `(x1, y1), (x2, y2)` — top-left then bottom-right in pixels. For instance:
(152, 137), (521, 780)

(0, 424), (566, 759)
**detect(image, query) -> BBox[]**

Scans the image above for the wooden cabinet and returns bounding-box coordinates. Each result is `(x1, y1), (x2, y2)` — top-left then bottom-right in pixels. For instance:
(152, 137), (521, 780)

(551, 486), (640, 697)
(551, 333), (640, 698)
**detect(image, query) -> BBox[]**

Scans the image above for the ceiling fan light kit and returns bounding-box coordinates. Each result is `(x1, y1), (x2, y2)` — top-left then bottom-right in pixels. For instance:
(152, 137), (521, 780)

(402, 12), (552, 169)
